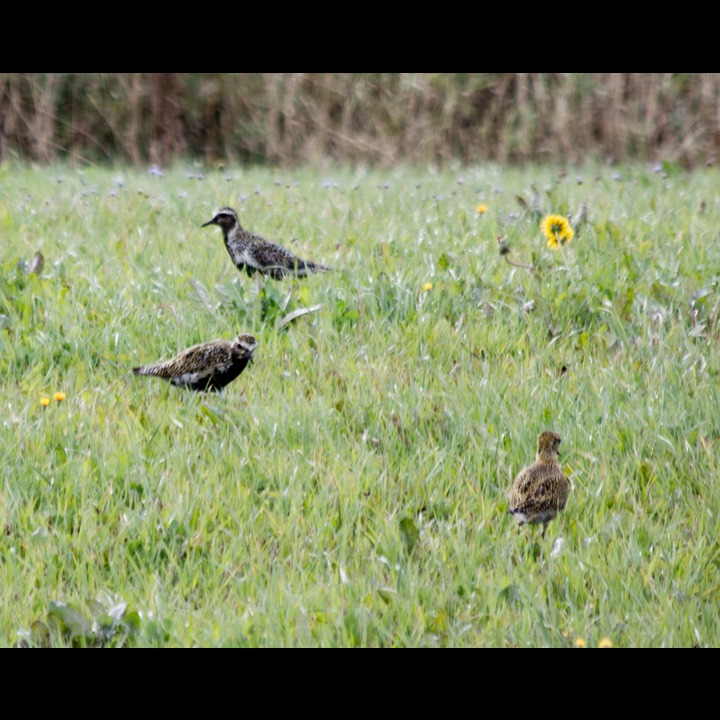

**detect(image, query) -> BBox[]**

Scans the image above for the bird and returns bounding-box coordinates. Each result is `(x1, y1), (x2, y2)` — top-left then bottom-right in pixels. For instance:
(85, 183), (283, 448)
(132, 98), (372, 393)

(507, 431), (570, 539)
(133, 334), (258, 392)
(201, 206), (331, 280)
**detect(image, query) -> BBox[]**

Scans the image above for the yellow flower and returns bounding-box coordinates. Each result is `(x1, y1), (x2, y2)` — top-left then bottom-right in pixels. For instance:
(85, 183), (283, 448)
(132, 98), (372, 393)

(40, 396), (51, 407)
(476, 203), (488, 214)
(575, 637), (586, 648)
(541, 214), (575, 249)
(54, 391), (66, 402)
(422, 282), (433, 292)
(598, 637), (613, 648)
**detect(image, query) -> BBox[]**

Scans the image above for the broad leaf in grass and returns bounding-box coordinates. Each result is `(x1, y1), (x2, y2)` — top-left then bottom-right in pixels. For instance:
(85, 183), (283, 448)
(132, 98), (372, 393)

(47, 601), (93, 643)
(399, 516), (420, 556)
(498, 583), (520, 607)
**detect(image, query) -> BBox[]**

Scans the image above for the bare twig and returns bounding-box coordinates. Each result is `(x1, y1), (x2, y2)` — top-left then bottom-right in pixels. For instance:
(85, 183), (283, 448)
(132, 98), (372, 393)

(504, 256), (537, 272)
(278, 303), (324, 330)
(498, 236), (536, 273)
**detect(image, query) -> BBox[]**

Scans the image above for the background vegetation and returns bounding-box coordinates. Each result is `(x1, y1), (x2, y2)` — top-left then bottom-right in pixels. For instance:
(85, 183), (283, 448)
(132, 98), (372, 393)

(2, 73), (720, 168)
(1, 160), (719, 646)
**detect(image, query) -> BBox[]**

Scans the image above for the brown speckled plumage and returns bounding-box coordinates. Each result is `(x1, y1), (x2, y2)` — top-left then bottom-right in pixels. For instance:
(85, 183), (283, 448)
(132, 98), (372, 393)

(508, 431), (570, 538)
(201, 206), (331, 280)
(133, 334), (257, 392)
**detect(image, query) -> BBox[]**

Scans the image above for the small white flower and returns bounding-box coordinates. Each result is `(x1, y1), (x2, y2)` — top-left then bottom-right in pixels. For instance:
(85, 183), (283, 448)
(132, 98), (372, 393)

(550, 536), (565, 558)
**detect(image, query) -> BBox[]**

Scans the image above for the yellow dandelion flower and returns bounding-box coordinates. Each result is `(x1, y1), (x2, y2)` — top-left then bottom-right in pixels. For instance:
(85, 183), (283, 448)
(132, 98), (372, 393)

(598, 637), (613, 648)
(422, 282), (433, 292)
(53, 391), (66, 402)
(541, 214), (575, 249)
(476, 203), (488, 214)
(575, 637), (586, 648)
(40, 396), (51, 407)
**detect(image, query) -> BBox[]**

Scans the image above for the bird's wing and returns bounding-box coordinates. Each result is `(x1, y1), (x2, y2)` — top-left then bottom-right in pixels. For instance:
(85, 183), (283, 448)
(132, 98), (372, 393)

(513, 470), (568, 513)
(183, 342), (234, 373)
(251, 236), (311, 271)
(138, 342), (230, 378)
(511, 466), (538, 498)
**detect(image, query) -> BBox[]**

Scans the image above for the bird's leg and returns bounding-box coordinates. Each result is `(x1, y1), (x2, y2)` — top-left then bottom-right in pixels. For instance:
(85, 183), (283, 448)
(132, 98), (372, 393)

(541, 522), (547, 539)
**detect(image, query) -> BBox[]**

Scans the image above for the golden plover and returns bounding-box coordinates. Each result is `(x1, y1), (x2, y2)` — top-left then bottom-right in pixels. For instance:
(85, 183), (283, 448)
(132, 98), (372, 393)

(507, 431), (570, 538)
(201, 206), (330, 280)
(133, 334), (257, 392)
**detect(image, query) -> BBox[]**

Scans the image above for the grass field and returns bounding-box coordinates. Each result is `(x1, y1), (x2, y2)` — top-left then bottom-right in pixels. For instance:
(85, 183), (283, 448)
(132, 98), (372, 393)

(1, 160), (719, 647)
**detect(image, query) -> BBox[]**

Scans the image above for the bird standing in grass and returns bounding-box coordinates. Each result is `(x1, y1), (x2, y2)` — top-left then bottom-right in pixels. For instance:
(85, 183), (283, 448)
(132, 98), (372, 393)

(201, 206), (330, 280)
(133, 334), (258, 392)
(508, 431), (570, 539)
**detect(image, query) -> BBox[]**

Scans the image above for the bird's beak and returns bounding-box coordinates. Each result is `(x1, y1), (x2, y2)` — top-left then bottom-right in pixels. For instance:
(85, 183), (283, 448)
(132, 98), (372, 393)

(242, 342), (258, 359)
(201, 218), (214, 228)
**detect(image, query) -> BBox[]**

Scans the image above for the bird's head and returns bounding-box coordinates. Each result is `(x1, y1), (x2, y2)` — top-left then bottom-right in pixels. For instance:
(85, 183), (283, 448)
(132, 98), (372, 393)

(201, 207), (239, 231)
(233, 333), (258, 359)
(537, 430), (562, 457)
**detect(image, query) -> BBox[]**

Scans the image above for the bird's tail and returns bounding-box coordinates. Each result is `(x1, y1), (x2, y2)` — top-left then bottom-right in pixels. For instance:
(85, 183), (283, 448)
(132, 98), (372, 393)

(311, 264), (332, 274)
(133, 364), (161, 376)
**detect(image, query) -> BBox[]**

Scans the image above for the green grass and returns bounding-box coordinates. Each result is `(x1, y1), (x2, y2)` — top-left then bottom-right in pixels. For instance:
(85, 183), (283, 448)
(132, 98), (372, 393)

(1, 159), (719, 647)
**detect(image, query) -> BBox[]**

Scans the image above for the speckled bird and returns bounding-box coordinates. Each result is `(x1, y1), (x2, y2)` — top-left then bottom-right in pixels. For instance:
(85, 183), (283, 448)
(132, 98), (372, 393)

(133, 334), (258, 392)
(507, 431), (570, 538)
(201, 206), (331, 280)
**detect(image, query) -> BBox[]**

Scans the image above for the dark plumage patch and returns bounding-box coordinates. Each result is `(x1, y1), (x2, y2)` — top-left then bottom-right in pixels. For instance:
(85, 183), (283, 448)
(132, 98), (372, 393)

(201, 206), (331, 279)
